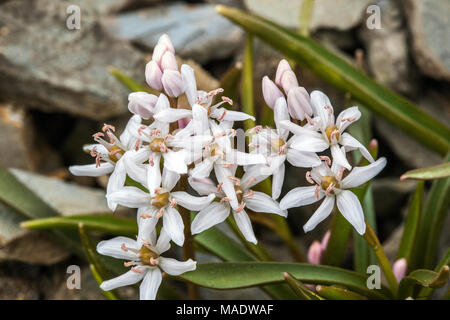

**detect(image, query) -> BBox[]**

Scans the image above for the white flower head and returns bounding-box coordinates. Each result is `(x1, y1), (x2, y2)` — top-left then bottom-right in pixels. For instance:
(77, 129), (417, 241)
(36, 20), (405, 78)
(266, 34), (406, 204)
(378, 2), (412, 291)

(97, 226), (196, 300)
(280, 156), (387, 235)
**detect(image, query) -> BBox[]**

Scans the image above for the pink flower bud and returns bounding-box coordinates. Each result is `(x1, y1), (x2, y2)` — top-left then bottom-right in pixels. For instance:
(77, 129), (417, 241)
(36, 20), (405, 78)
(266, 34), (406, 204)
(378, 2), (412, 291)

(287, 86), (313, 120)
(157, 34), (175, 54)
(128, 92), (158, 119)
(152, 43), (168, 67)
(307, 241), (323, 265)
(393, 258), (408, 282)
(262, 76), (284, 109)
(275, 59), (292, 87)
(178, 117), (191, 129)
(280, 70), (299, 94)
(145, 60), (163, 91)
(162, 70), (185, 97)
(161, 51), (178, 71)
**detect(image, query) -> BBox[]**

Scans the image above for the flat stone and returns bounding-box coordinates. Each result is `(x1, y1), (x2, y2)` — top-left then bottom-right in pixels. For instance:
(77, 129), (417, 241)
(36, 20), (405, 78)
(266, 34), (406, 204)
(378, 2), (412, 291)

(101, 3), (244, 64)
(404, 0), (450, 81)
(0, 0), (147, 119)
(244, 0), (373, 32)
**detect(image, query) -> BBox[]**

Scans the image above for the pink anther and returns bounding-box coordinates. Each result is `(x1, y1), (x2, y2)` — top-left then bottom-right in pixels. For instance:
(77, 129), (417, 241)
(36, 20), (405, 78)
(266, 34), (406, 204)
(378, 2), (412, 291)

(156, 207), (165, 218)
(315, 184), (320, 200)
(228, 176), (241, 186)
(217, 110), (227, 121)
(325, 183), (335, 196)
(324, 105), (333, 116)
(234, 202), (246, 213)
(319, 156), (331, 166)
(337, 167), (345, 181)
(216, 182), (223, 192)
(102, 124), (116, 132)
(170, 198), (177, 208)
(305, 171), (315, 184)
(220, 197), (231, 204)
(243, 190), (254, 199)
(131, 267), (144, 274)
(222, 96), (233, 105)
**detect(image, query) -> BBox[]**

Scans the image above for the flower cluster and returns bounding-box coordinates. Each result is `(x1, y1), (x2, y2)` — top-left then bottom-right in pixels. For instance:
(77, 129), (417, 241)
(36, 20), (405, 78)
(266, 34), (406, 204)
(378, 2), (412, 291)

(70, 34), (386, 299)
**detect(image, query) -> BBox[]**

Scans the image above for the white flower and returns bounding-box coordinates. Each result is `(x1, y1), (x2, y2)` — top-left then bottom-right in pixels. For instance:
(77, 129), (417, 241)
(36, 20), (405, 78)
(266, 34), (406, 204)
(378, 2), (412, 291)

(248, 97), (321, 199)
(107, 167), (215, 246)
(282, 90), (374, 170)
(189, 171), (287, 244)
(280, 157), (387, 235)
(97, 225), (196, 300)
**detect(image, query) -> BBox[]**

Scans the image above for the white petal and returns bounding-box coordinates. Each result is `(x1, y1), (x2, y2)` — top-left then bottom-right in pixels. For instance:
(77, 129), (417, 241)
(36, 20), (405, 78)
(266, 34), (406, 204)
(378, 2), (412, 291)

(286, 148), (321, 168)
(245, 191), (287, 217)
(123, 153), (147, 186)
(303, 196), (335, 232)
(69, 162), (114, 177)
(280, 186), (323, 210)
(147, 153), (162, 196)
(163, 150), (187, 174)
(331, 144), (351, 170)
(289, 134), (329, 153)
(340, 132), (374, 163)
(188, 176), (218, 196)
(272, 164), (285, 200)
(139, 268), (162, 300)
(212, 107), (255, 122)
(96, 236), (138, 260)
(214, 164), (239, 210)
(310, 90), (334, 130)
(280, 120), (321, 137)
(155, 227), (171, 254)
(181, 64), (197, 107)
(121, 115), (142, 148)
(153, 108), (192, 123)
(101, 269), (145, 292)
(154, 93), (170, 114)
(341, 157), (387, 189)
(161, 167), (180, 191)
(274, 97), (290, 140)
(163, 207), (185, 246)
(240, 165), (270, 189)
(336, 106), (361, 133)
(233, 209), (257, 244)
(226, 150), (266, 166)
(192, 104), (210, 135)
(171, 192), (215, 211)
(107, 159), (128, 211)
(159, 257), (197, 276)
(107, 187), (150, 208)
(137, 213), (159, 245)
(190, 158), (215, 178)
(191, 202), (230, 234)
(336, 190), (366, 235)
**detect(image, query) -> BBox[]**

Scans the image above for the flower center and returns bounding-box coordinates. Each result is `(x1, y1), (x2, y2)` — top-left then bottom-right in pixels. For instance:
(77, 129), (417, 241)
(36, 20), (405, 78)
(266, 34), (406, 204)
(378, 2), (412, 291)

(149, 138), (165, 153)
(321, 176), (339, 192)
(108, 145), (125, 162)
(234, 185), (244, 203)
(151, 191), (170, 208)
(325, 125), (339, 142)
(209, 143), (222, 157)
(271, 138), (286, 153)
(138, 246), (159, 266)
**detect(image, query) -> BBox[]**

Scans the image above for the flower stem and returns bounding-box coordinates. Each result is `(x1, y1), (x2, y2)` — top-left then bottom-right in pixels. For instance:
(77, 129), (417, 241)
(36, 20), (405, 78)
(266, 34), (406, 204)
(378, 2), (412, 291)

(363, 219), (398, 297)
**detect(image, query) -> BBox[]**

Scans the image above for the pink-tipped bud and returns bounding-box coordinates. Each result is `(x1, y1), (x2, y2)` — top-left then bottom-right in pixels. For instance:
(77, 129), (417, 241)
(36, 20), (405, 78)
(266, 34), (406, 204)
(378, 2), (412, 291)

(280, 70), (299, 94)
(321, 230), (331, 251)
(287, 86), (313, 120)
(162, 70), (185, 97)
(307, 241), (323, 265)
(158, 34), (175, 54)
(145, 60), (163, 91)
(262, 76), (284, 109)
(152, 35), (175, 67)
(161, 51), (178, 71)
(275, 59), (292, 86)
(393, 258), (408, 282)
(128, 92), (158, 119)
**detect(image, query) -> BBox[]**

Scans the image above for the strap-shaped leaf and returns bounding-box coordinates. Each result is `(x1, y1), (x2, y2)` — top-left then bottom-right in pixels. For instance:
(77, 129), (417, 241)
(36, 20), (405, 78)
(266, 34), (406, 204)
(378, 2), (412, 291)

(315, 285), (368, 300)
(401, 162), (450, 181)
(215, 5), (450, 155)
(179, 262), (392, 299)
(398, 266), (450, 300)
(283, 272), (324, 300)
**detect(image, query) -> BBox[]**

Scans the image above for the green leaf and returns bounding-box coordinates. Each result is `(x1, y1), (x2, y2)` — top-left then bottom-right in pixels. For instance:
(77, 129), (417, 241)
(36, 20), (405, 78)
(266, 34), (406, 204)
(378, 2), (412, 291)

(298, 0), (314, 37)
(109, 67), (156, 93)
(79, 223), (121, 300)
(315, 285), (368, 300)
(22, 214), (138, 238)
(397, 181), (424, 265)
(398, 266), (450, 300)
(401, 162), (450, 181)
(241, 34), (256, 130)
(412, 152), (450, 270)
(283, 272), (324, 300)
(180, 262), (392, 299)
(417, 248), (450, 300)
(215, 5), (450, 155)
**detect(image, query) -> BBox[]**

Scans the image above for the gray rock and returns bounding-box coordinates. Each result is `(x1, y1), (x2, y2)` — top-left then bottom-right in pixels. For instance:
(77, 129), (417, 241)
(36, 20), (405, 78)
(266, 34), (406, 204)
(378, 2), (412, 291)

(244, 0), (373, 32)
(0, 0), (147, 119)
(404, 0), (450, 81)
(101, 2), (244, 64)
(359, 0), (417, 94)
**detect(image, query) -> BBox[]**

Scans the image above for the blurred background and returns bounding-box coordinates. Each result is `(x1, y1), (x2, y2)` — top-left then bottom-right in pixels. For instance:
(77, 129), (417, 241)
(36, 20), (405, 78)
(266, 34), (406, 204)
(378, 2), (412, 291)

(0, 0), (448, 299)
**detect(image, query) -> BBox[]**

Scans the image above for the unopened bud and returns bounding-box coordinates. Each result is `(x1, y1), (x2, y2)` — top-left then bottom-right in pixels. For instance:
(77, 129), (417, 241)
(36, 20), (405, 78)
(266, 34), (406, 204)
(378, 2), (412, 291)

(275, 59), (292, 87)
(161, 51), (178, 71)
(152, 35), (175, 67)
(280, 70), (299, 94)
(393, 258), (407, 282)
(321, 230), (331, 251)
(307, 240), (323, 265)
(145, 60), (163, 91)
(128, 92), (158, 119)
(158, 34), (175, 54)
(287, 86), (313, 120)
(262, 76), (284, 109)
(162, 70), (185, 97)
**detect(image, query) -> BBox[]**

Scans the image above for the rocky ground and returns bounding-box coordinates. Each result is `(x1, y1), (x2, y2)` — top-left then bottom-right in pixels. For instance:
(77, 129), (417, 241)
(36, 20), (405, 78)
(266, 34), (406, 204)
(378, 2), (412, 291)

(0, 0), (449, 299)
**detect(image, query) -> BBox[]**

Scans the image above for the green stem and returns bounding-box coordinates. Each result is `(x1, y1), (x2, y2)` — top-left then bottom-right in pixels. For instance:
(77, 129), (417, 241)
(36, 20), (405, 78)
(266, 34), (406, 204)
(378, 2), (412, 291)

(363, 220), (398, 297)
